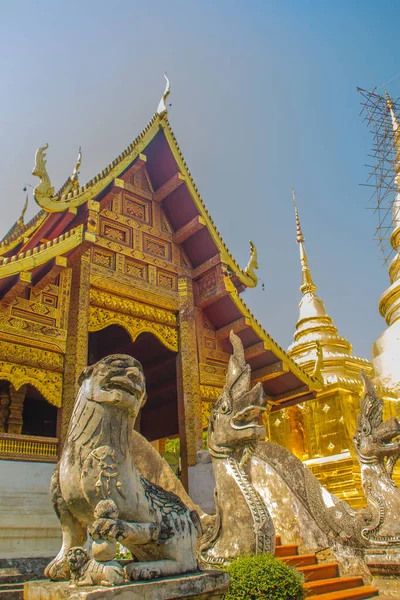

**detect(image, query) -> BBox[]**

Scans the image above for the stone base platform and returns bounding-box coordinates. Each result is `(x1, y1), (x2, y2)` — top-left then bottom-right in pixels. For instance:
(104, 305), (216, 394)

(365, 549), (400, 598)
(24, 571), (230, 600)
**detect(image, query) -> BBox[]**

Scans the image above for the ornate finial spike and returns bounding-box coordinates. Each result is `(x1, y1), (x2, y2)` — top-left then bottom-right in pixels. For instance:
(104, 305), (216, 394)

(16, 194), (28, 229)
(244, 240), (258, 286)
(71, 146), (82, 188)
(157, 73), (171, 119)
(292, 189), (317, 296)
(292, 188), (304, 243)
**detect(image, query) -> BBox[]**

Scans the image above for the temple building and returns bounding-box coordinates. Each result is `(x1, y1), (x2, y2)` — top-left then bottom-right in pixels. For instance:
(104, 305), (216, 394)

(0, 81), (321, 558)
(1, 80), (400, 561)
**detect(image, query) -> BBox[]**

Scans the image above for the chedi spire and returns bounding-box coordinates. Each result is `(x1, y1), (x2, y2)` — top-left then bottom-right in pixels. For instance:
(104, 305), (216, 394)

(292, 189), (317, 296)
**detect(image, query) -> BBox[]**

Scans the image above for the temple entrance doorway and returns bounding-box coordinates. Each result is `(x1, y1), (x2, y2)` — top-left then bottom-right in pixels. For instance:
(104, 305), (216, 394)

(22, 386), (58, 438)
(88, 325), (179, 445)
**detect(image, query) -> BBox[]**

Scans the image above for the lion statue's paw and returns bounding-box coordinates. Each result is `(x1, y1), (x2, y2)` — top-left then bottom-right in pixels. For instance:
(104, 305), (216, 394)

(125, 563), (161, 581)
(45, 557), (70, 581)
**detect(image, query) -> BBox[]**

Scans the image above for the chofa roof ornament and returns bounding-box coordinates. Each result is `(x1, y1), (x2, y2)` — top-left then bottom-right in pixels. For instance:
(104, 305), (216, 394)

(157, 73), (170, 119)
(32, 145), (83, 212)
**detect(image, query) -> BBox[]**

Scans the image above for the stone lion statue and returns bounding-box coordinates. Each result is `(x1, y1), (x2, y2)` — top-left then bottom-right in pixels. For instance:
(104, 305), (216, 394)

(46, 354), (201, 583)
(66, 547), (124, 587)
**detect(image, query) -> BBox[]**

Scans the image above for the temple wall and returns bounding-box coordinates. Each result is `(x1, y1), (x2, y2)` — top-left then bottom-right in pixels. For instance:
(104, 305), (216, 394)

(0, 461), (60, 559)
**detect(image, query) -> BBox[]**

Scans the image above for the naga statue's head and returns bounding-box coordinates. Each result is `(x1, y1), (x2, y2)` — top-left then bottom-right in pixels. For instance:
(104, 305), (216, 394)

(78, 354), (147, 419)
(208, 332), (267, 454)
(354, 372), (400, 463)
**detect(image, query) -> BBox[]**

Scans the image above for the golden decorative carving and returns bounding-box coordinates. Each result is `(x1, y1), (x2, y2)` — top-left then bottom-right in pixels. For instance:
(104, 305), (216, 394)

(157, 269), (177, 292)
(61, 252), (91, 443)
(201, 401), (214, 429)
(88, 305), (178, 352)
(143, 233), (172, 261)
(100, 219), (132, 246)
(0, 224), (93, 280)
(93, 248), (116, 270)
(90, 287), (177, 326)
(200, 362), (227, 386)
(122, 194), (152, 225)
(125, 258), (148, 281)
(90, 273), (179, 311)
(0, 341), (63, 372)
(0, 432), (58, 462)
(0, 361), (62, 407)
(157, 73), (170, 119)
(200, 385), (222, 400)
(244, 240), (258, 287)
(31, 114), (158, 212)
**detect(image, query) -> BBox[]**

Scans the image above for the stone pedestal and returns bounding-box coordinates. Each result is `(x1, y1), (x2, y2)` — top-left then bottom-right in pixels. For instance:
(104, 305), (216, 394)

(24, 571), (230, 600)
(366, 549), (400, 598)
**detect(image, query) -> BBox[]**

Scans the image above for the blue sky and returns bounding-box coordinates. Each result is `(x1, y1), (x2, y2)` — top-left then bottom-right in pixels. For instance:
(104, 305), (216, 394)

(0, 0), (398, 359)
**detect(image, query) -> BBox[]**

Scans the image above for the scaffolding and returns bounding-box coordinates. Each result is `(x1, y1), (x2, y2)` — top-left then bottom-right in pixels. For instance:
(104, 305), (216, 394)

(358, 87), (400, 265)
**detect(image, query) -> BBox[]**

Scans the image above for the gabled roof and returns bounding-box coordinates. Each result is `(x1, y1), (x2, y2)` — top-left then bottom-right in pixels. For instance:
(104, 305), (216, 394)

(0, 99), (323, 404)
(0, 112), (258, 290)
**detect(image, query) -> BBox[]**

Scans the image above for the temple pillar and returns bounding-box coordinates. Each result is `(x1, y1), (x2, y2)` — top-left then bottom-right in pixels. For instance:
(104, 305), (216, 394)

(0, 384), (11, 433)
(59, 253), (91, 447)
(177, 276), (203, 490)
(7, 384), (26, 434)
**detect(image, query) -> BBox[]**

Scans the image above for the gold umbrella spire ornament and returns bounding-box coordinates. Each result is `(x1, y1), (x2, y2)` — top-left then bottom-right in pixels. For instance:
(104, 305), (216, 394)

(292, 188), (316, 296)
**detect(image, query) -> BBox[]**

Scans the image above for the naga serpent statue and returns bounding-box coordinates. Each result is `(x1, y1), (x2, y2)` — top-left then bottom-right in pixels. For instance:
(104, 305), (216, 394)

(46, 354), (201, 584)
(354, 373), (400, 545)
(198, 332), (275, 565)
(199, 333), (400, 569)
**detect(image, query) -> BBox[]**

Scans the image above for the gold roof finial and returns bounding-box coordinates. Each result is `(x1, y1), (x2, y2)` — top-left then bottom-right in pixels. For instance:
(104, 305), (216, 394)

(16, 194), (28, 229)
(292, 188), (316, 296)
(157, 73), (170, 119)
(292, 188), (304, 243)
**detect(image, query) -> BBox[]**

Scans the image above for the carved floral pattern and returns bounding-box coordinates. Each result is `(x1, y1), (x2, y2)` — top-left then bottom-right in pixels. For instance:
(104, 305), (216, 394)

(88, 306), (178, 352)
(90, 288), (177, 326)
(0, 361), (62, 407)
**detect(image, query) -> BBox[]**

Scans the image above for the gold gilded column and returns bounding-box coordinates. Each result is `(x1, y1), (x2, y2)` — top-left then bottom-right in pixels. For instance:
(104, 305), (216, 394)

(8, 384), (26, 434)
(177, 276), (203, 489)
(59, 253), (91, 446)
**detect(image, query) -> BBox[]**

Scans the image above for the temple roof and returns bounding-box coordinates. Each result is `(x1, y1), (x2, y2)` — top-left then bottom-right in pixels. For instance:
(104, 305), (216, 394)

(0, 91), (323, 407)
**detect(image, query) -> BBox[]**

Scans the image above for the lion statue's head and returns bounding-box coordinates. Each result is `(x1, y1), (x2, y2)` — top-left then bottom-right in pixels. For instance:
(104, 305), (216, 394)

(78, 354), (147, 418)
(66, 547), (90, 577)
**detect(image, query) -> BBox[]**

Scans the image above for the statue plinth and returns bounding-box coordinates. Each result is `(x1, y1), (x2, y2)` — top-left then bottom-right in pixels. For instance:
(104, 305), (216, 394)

(365, 549), (400, 599)
(24, 571), (230, 600)
(365, 548), (400, 575)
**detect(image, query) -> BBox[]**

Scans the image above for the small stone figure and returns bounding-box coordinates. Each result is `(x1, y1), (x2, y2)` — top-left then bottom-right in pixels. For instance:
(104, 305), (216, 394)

(66, 547), (124, 587)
